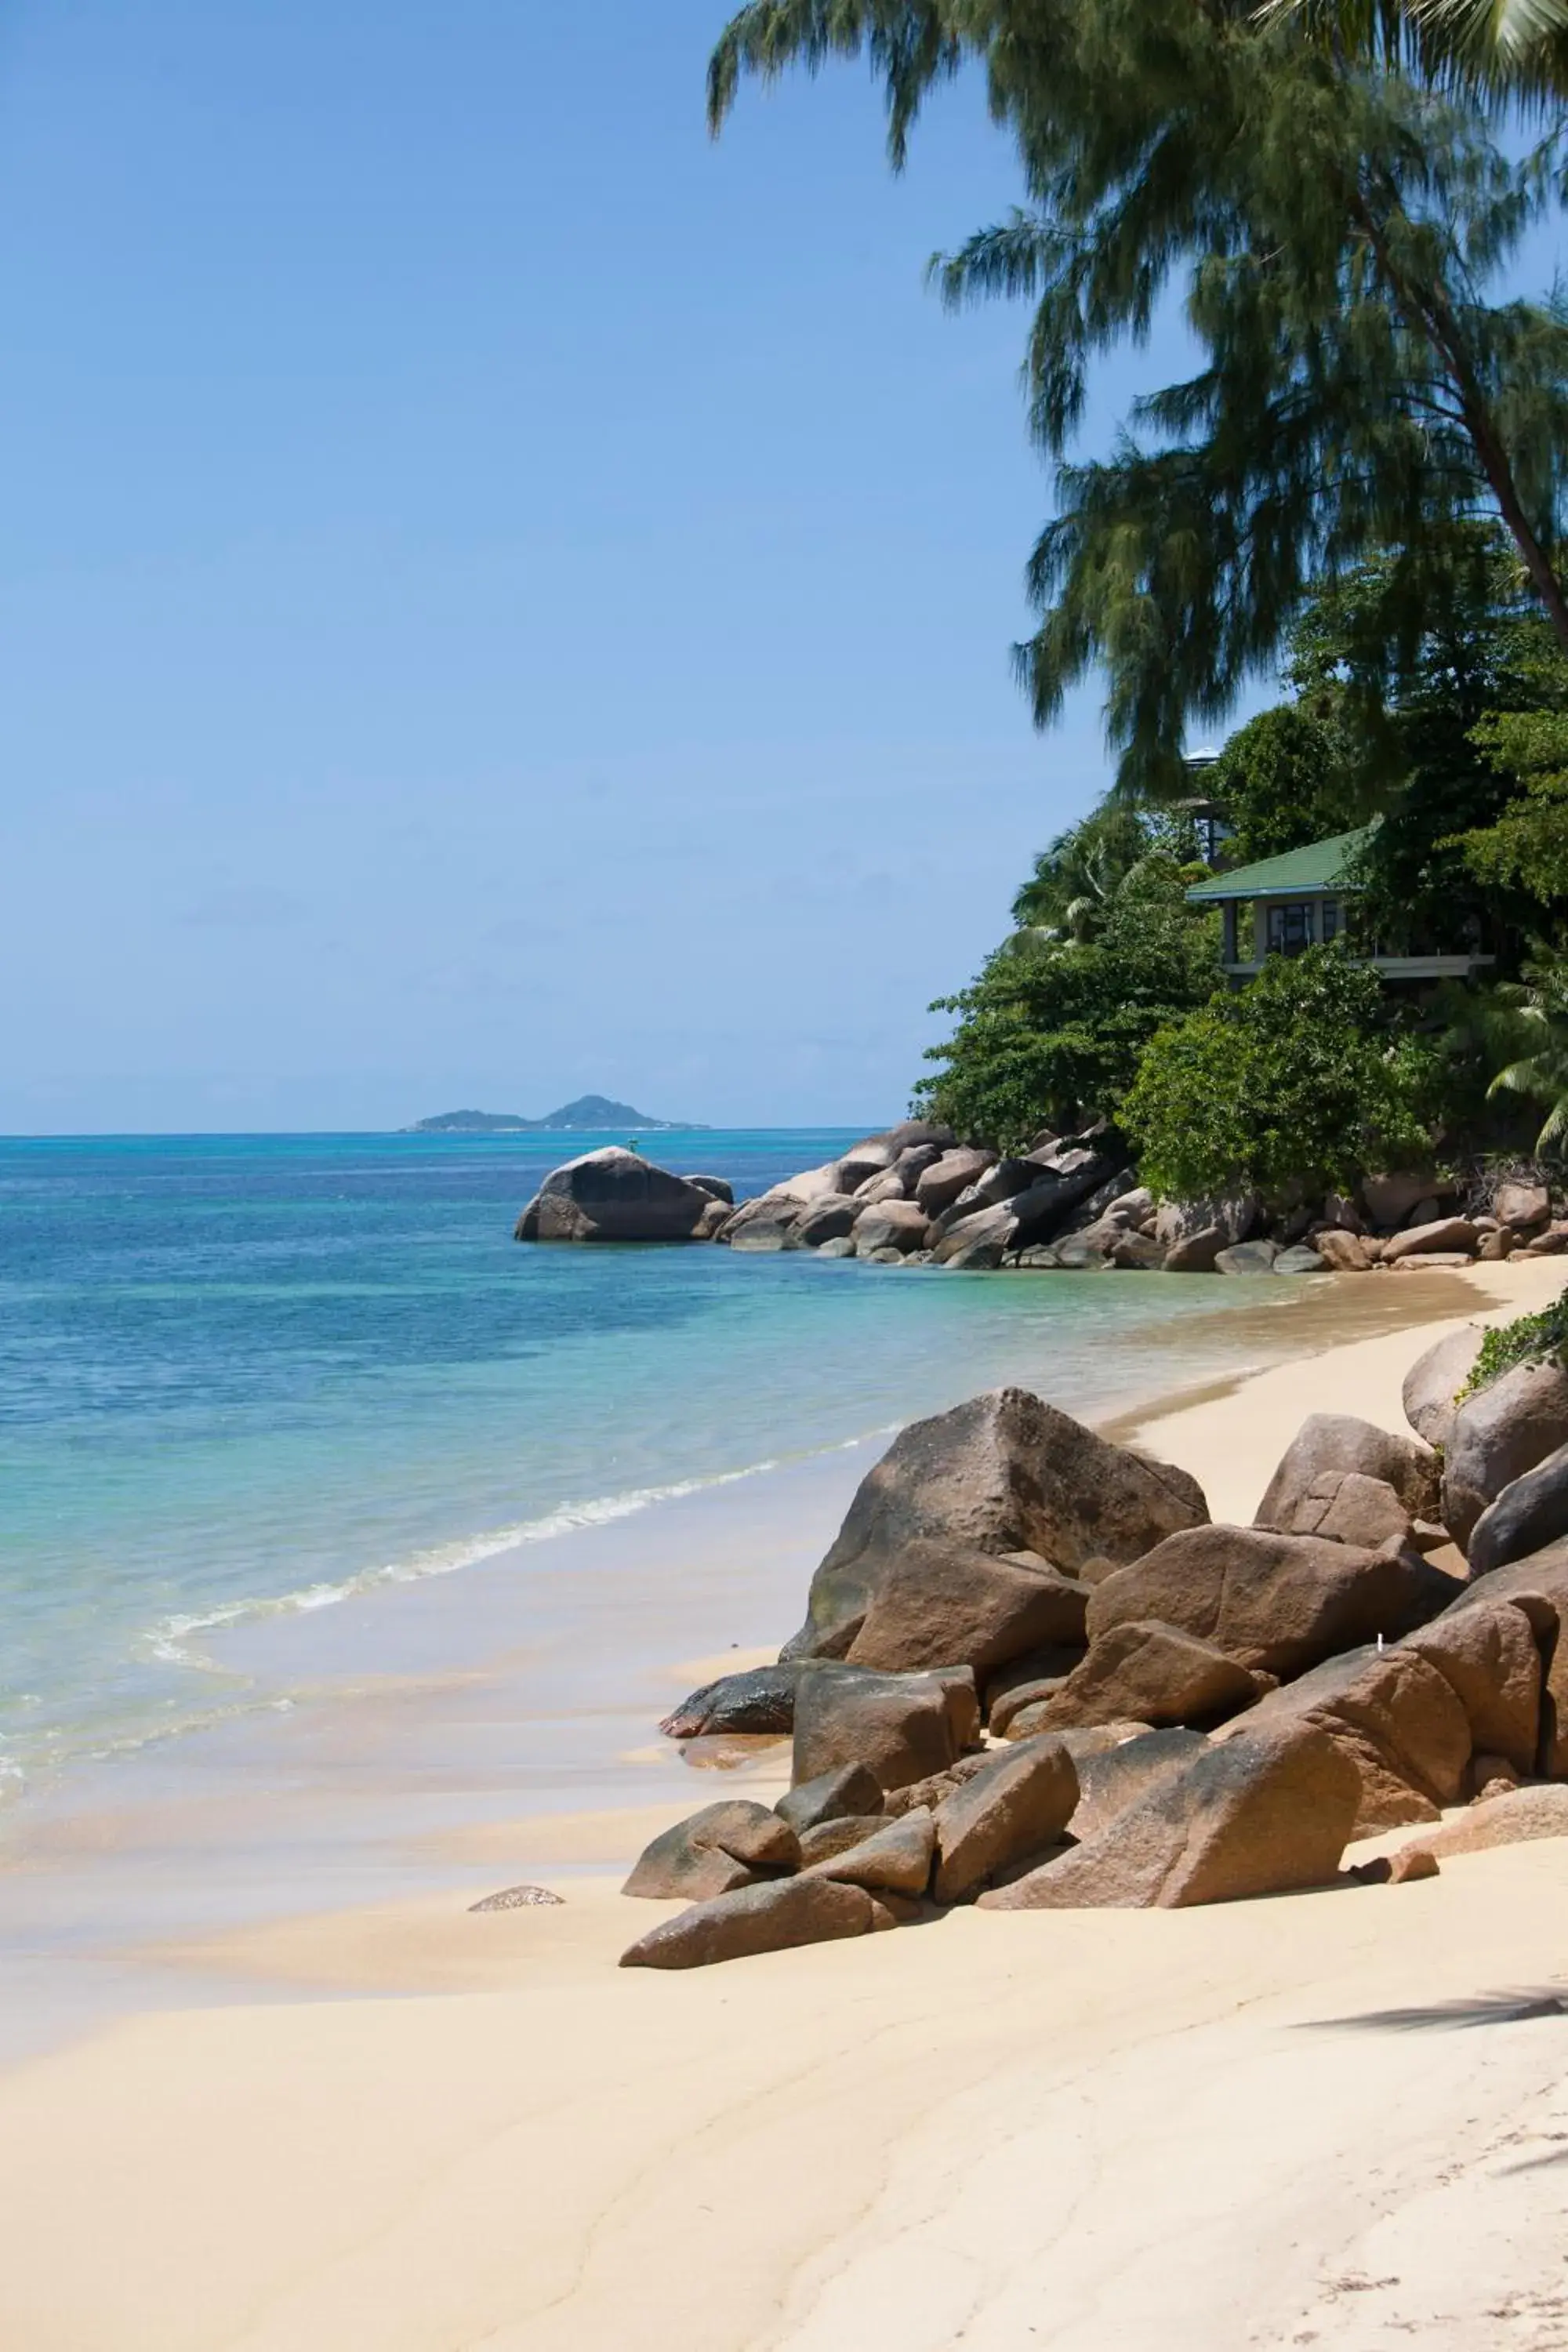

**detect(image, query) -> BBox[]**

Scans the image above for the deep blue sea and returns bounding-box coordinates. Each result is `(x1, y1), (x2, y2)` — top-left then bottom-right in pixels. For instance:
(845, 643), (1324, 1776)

(0, 1130), (1297, 1793)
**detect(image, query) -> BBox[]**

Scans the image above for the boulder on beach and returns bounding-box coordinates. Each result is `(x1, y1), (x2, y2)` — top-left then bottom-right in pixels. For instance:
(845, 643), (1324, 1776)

(774, 1762), (884, 1837)
(1494, 1178), (1552, 1232)
(1387, 1783), (1568, 1876)
(1211, 1642), (1471, 1834)
(514, 1148), (719, 1243)
(1254, 1413), (1440, 1530)
(659, 1664), (800, 1741)
(791, 1663), (980, 1794)
(1381, 1217), (1479, 1262)
(1443, 1361), (1568, 1551)
(788, 1196), (862, 1250)
(1363, 1171), (1447, 1228)
(1214, 1240), (1279, 1275)
(1312, 1229), (1376, 1272)
(619, 1875), (877, 1969)
(802, 1809), (936, 1896)
(915, 1149), (995, 1216)
(1086, 1523), (1455, 1680)
(1401, 1326), (1486, 1450)
(797, 1814), (887, 1866)
(1067, 1727), (1208, 1844)
(1025, 1619), (1267, 1734)
(1283, 1471), (1413, 1551)
(1443, 1539), (1568, 1776)
(1468, 1443), (1568, 1578)
(782, 1388), (1208, 1662)
(1401, 1595), (1543, 1773)
(622, 1801), (801, 1901)
(979, 1723), (1360, 1910)
(931, 1737), (1080, 1903)
(840, 1538), (1088, 1678)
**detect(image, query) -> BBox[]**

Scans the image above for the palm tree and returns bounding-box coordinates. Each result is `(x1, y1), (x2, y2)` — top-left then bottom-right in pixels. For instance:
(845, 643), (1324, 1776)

(1265, 0), (1568, 96)
(1487, 945), (1568, 1153)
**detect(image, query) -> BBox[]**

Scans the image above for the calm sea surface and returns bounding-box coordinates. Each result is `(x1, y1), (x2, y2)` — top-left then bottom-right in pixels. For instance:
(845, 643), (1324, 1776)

(0, 1130), (1297, 1792)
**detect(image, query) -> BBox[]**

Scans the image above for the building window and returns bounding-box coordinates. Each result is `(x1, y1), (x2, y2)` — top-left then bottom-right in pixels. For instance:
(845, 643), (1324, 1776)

(1266, 901), (1315, 956)
(1321, 898), (1340, 944)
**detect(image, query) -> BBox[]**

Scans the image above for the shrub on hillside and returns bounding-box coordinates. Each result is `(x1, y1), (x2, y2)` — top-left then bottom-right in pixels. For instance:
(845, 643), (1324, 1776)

(915, 856), (1220, 1150)
(1120, 949), (1433, 1203)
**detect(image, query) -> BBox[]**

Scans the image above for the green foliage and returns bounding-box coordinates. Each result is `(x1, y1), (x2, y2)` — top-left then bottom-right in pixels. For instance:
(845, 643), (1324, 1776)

(1464, 1294), (1568, 1396)
(1120, 948), (1433, 1200)
(1205, 706), (1365, 863)
(1486, 943), (1568, 1155)
(1458, 706), (1568, 901)
(1011, 801), (1202, 937)
(915, 853), (1220, 1149)
(710, 4), (1568, 790)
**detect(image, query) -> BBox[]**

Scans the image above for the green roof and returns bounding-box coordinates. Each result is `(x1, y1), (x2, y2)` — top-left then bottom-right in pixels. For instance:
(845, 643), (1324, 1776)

(1185, 826), (1373, 903)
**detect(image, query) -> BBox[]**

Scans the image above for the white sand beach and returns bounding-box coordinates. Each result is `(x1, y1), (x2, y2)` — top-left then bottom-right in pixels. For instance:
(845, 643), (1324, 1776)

(3, 1258), (1567, 2352)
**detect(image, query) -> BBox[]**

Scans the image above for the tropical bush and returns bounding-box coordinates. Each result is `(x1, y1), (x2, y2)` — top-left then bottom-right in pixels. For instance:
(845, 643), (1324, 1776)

(1465, 1296), (1568, 1396)
(915, 853), (1220, 1150)
(1120, 949), (1436, 1202)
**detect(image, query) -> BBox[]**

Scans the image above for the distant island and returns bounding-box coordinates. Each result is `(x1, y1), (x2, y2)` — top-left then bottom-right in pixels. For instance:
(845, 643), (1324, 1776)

(406, 1095), (705, 1134)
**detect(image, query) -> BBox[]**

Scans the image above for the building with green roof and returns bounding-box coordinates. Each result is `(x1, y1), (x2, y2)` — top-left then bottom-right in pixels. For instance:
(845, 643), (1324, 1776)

(1185, 825), (1494, 982)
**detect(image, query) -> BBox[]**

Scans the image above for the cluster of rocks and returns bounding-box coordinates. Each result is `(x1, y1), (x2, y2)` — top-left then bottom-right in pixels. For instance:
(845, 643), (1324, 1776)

(514, 1138), (1567, 1276)
(621, 1334), (1568, 1967)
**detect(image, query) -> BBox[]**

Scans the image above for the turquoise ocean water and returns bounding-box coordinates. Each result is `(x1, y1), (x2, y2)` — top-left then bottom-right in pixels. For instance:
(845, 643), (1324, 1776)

(0, 1130), (1297, 1795)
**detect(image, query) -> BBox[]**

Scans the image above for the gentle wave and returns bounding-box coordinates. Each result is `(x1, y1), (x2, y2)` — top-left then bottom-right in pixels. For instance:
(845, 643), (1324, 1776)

(139, 1432), (887, 1669)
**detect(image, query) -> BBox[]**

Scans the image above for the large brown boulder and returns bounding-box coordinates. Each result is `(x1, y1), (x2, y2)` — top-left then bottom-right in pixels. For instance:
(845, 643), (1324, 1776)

(1400, 1596), (1542, 1774)
(841, 1541), (1088, 1677)
(1313, 1229), (1376, 1273)
(1282, 1472), (1412, 1551)
(1023, 1621), (1266, 1733)
(783, 1388), (1208, 1661)
(930, 1204), (1018, 1267)
(1494, 1179), (1552, 1232)
(1467, 1443), (1568, 1578)
(1402, 1326), (1486, 1450)
(802, 1809), (936, 1896)
(619, 1875), (878, 1969)
(622, 1801), (801, 1900)
(774, 1762), (883, 1838)
(514, 1149), (718, 1243)
(1443, 1539), (1568, 1776)
(1382, 1217), (1479, 1262)
(791, 1664), (979, 1793)
(853, 1200), (931, 1257)
(1086, 1523), (1454, 1680)
(915, 1149), (994, 1215)
(1388, 1784), (1568, 1874)
(979, 1725), (1360, 1910)
(1443, 1362), (1568, 1551)
(931, 1738), (1080, 1903)
(1211, 1644), (1471, 1833)
(788, 1196), (862, 1250)
(1255, 1414), (1440, 1530)
(1068, 1728), (1208, 1843)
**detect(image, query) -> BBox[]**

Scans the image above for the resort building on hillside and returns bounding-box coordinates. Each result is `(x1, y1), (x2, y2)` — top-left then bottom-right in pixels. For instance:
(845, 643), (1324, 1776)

(1185, 826), (1494, 983)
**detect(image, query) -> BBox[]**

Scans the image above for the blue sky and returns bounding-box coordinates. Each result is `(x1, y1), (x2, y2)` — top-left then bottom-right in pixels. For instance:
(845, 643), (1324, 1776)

(0, 4), (1269, 1128)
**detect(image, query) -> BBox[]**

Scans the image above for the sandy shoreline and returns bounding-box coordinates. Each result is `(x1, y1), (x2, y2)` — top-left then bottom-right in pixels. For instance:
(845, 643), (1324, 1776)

(2, 1256), (1567, 2349)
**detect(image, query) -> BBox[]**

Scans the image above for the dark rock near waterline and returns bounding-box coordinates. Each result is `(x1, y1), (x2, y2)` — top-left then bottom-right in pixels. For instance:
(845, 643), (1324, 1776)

(659, 1664), (800, 1742)
(514, 1148), (718, 1244)
(782, 1388), (1207, 1663)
